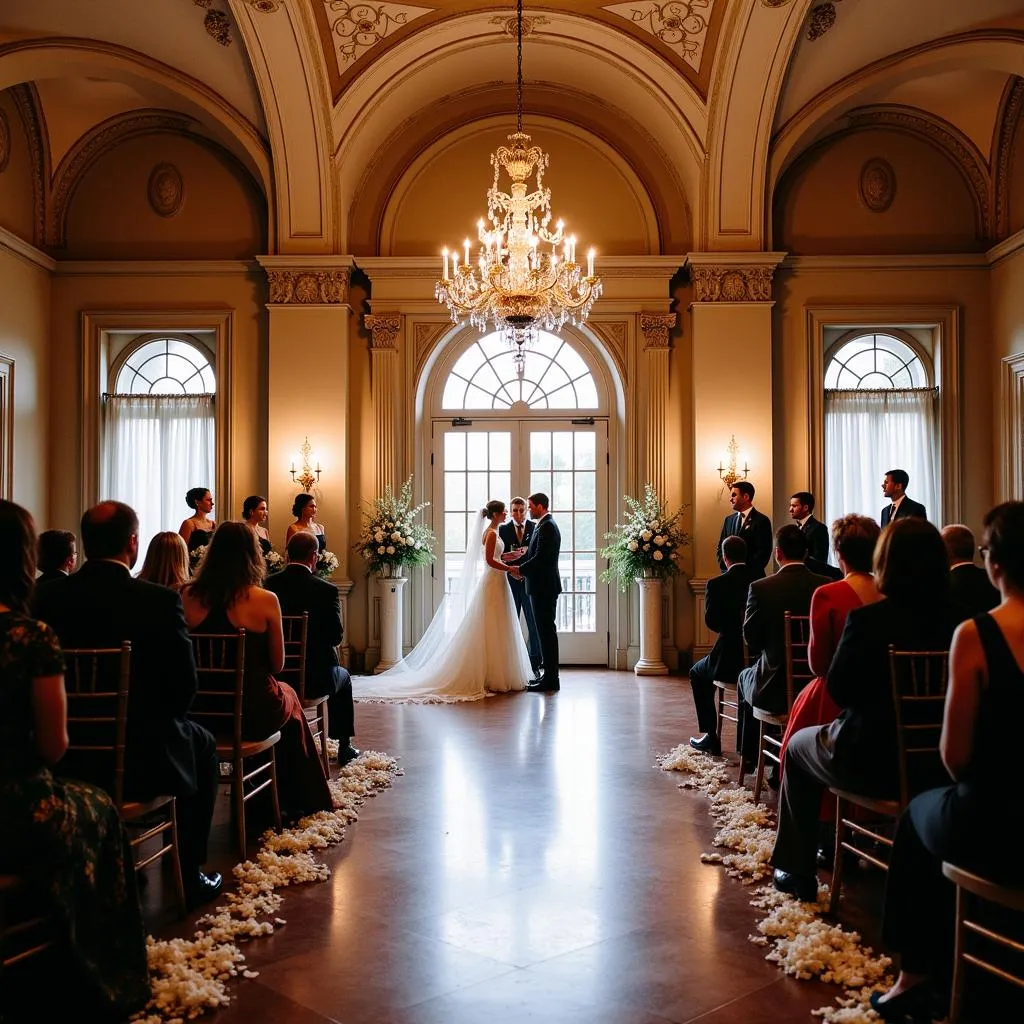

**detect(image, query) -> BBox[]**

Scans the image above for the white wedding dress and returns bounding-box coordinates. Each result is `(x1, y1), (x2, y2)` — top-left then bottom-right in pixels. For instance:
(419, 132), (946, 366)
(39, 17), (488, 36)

(357, 528), (531, 703)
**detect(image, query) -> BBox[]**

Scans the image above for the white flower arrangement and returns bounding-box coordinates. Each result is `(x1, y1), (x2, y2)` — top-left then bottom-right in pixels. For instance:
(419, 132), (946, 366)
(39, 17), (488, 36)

(262, 549), (285, 576)
(315, 549), (339, 579)
(188, 543), (208, 575)
(600, 484), (689, 592)
(354, 475), (436, 577)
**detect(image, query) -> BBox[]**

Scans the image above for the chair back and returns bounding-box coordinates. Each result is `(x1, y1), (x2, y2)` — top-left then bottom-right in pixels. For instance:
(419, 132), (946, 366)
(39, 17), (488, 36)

(783, 613), (813, 712)
(279, 613), (310, 700)
(889, 646), (950, 805)
(189, 631), (246, 748)
(62, 643), (132, 807)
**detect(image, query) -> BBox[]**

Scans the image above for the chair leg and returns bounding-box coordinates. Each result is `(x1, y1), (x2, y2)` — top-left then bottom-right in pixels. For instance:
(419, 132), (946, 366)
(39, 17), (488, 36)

(829, 797), (845, 915)
(168, 798), (187, 919)
(949, 884), (966, 1024)
(714, 688), (724, 747)
(268, 748), (282, 830)
(319, 704), (330, 777)
(753, 721), (767, 805)
(233, 759), (247, 860)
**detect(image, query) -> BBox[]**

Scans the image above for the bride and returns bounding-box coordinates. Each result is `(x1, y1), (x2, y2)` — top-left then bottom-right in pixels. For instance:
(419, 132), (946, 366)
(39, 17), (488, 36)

(357, 499), (531, 702)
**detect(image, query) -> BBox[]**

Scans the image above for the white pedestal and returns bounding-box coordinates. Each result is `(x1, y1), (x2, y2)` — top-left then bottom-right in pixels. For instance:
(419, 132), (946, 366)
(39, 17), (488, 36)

(634, 576), (668, 676)
(374, 575), (407, 673)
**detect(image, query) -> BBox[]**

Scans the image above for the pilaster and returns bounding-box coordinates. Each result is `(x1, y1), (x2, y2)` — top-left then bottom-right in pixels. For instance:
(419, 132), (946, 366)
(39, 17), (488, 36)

(364, 313), (403, 498)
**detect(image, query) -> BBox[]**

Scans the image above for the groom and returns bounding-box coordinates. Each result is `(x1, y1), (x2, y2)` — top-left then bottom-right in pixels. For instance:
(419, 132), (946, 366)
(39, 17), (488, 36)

(514, 492), (561, 692)
(499, 496), (543, 675)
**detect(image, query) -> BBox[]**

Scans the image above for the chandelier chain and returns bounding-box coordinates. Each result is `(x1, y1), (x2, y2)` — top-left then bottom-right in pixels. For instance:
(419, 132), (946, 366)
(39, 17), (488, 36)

(516, 0), (523, 135)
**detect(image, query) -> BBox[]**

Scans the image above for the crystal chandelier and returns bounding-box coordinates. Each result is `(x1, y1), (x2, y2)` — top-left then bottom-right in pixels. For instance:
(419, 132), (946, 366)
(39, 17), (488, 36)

(435, 0), (602, 373)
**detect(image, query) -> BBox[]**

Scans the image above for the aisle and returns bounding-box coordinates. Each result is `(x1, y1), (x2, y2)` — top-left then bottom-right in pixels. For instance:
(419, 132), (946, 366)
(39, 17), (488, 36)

(201, 670), (834, 1023)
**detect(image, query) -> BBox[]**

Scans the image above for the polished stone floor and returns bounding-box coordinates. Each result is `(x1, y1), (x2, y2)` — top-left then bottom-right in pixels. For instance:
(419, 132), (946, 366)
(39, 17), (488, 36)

(168, 671), (851, 1023)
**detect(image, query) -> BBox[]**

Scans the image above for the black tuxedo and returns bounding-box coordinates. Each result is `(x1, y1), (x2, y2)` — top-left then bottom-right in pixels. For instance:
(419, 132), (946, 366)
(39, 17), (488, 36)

(263, 565), (355, 740)
(498, 519), (541, 669)
(948, 563), (1000, 619)
(32, 559), (217, 869)
(806, 556), (843, 582)
(35, 570), (69, 586)
(516, 514), (562, 683)
(688, 563), (752, 735)
(880, 495), (927, 527)
(801, 516), (829, 563)
(718, 507), (773, 578)
(736, 564), (829, 759)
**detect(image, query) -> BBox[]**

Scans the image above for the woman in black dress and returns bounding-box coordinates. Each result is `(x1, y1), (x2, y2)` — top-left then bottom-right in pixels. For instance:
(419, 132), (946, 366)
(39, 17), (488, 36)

(242, 495), (272, 556)
(0, 500), (150, 1019)
(870, 501), (1024, 1021)
(178, 486), (215, 556)
(285, 493), (325, 552)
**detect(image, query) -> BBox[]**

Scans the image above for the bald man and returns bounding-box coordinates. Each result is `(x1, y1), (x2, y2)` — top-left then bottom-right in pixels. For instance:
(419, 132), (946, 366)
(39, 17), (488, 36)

(941, 524), (999, 617)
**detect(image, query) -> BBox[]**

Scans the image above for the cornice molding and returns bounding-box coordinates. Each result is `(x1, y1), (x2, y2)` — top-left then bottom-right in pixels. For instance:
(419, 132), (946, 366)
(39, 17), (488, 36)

(365, 312), (403, 350)
(354, 255), (688, 279)
(0, 224), (56, 272)
(782, 253), (989, 271)
(263, 268), (351, 305)
(685, 252), (786, 302)
(993, 76), (1024, 241)
(54, 259), (259, 276)
(986, 226), (1024, 267)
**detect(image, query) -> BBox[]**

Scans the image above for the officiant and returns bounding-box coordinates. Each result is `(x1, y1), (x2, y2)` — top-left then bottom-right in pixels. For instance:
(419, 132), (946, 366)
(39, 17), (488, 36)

(499, 496), (543, 675)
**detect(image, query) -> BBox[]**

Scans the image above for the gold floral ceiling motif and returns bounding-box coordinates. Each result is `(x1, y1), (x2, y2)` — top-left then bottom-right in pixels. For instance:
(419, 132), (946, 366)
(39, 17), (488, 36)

(602, 0), (715, 72)
(323, 1), (434, 68)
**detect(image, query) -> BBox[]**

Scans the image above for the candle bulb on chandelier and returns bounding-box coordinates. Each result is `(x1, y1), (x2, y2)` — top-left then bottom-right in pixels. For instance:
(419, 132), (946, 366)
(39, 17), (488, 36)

(569, 235), (577, 263)
(442, 247), (449, 280)
(463, 238), (470, 265)
(587, 248), (595, 278)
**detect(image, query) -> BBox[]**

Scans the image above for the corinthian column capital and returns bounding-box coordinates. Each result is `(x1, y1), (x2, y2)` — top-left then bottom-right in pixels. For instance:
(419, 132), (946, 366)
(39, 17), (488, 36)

(365, 313), (403, 350)
(639, 313), (676, 351)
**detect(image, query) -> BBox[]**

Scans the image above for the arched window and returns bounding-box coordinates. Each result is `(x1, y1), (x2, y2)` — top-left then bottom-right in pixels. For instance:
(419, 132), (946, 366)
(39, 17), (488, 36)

(115, 337), (216, 394)
(824, 331), (937, 530)
(442, 331), (599, 410)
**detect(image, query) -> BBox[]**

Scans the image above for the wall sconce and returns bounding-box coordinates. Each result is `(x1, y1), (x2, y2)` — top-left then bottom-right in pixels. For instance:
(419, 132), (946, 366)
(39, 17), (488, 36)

(290, 436), (321, 493)
(717, 435), (750, 489)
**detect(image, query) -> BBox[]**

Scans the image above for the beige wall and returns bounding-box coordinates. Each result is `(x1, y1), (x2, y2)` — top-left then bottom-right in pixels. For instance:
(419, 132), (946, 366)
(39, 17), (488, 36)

(48, 268), (267, 533)
(0, 243), (51, 518)
(775, 129), (982, 255)
(988, 246), (1024, 500)
(0, 92), (38, 246)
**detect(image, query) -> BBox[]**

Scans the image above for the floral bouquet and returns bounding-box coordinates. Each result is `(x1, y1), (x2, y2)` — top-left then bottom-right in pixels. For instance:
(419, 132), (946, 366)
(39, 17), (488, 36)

(600, 484), (689, 592)
(354, 475), (436, 577)
(189, 543), (208, 575)
(263, 549), (286, 576)
(316, 549), (339, 579)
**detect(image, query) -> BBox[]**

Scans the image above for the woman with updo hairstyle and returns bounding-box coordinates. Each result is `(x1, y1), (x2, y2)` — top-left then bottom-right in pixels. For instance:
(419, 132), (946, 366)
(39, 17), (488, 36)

(284, 493), (325, 552)
(178, 486), (215, 553)
(869, 501), (1024, 1021)
(242, 495), (272, 556)
(136, 531), (190, 591)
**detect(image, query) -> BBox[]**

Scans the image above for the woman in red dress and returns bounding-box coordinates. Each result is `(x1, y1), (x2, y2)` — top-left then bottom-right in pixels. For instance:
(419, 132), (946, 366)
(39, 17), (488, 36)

(780, 514), (883, 768)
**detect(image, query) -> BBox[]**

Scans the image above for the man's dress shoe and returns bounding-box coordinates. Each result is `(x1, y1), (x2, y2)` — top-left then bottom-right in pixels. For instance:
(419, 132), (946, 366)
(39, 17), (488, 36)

(526, 678), (560, 692)
(337, 744), (361, 766)
(689, 733), (721, 756)
(186, 870), (223, 908)
(771, 868), (818, 903)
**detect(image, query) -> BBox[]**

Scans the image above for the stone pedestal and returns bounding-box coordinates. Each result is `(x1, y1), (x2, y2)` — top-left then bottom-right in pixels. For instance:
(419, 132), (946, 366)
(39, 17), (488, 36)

(634, 576), (668, 676)
(374, 575), (408, 673)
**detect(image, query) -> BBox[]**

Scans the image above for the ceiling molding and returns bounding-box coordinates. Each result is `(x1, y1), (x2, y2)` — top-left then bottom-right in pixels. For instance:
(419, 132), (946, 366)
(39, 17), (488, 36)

(992, 75), (1024, 241)
(0, 223), (56, 272)
(9, 83), (49, 248)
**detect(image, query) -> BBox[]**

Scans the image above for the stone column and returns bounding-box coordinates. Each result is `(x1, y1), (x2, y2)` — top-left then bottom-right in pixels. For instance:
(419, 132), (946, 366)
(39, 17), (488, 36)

(687, 253), (784, 645)
(364, 313), (403, 497)
(258, 256), (355, 661)
(639, 312), (676, 500)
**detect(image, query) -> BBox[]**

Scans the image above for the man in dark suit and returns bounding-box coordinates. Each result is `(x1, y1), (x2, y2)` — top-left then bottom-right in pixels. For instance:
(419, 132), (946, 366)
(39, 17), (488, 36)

(880, 468), (927, 527)
(264, 531), (359, 764)
(36, 528), (77, 584)
(941, 524), (999, 616)
(689, 535), (752, 755)
(517, 492), (561, 692)
(717, 481), (772, 578)
(788, 492), (829, 563)
(33, 502), (221, 905)
(736, 525), (830, 763)
(498, 496), (542, 674)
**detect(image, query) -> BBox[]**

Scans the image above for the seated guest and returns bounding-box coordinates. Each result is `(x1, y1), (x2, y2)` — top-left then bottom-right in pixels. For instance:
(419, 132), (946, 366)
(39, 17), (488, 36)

(780, 515), (883, 767)
(264, 532), (358, 764)
(771, 518), (964, 903)
(941, 523), (999, 617)
(36, 528), (77, 584)
(136, 531), (190, 591)
(285, 493), (326, 552)
(688, 535), (751, 756)
(181, 522), (333, 819)
(736, 525), (830, 765)
(789, 491), (829, 563)
(870, 501), (1024, 1021)
(33, 501), (221, 906)
(242, 495), (272, 557)
(0, 500), (150, 1019)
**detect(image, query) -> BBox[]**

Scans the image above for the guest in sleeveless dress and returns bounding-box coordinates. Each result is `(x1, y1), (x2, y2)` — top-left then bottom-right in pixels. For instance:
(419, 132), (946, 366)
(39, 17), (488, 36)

(242, 495), (272, 557)
(136, 531), (190, 591)
(780, 515), (882, 773)
(870, 501), (1024, 1022)
(181, 522), (332, 819)
(285, 493), (326, 553)
(0, 500), (150, 1020)
(179, 487), (215, 570)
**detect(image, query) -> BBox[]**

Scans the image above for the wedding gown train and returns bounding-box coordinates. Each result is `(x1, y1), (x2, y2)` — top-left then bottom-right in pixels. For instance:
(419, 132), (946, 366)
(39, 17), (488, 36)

(357, 531), (531, 703)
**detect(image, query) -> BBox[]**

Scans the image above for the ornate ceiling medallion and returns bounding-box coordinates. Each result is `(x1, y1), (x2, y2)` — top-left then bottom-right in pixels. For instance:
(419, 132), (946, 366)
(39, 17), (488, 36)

(148, 164), (186, 218)
(859, 158), (896, 214)
(191, 1), (233, 45)
(603, 1), (715, 71)
(489, 13), (549, 36)
(806, 0), (844, 41)
(327, 2), (434, 67)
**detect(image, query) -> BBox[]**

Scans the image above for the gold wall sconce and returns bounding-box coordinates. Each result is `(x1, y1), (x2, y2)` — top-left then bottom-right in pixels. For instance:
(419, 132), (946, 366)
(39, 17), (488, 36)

(290, 436), (321, 493)
(717, 435), (750, 489)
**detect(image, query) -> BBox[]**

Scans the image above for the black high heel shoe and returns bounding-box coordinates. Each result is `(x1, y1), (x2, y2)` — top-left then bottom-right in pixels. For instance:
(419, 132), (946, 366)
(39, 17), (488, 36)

(869, 985), (933, 1023)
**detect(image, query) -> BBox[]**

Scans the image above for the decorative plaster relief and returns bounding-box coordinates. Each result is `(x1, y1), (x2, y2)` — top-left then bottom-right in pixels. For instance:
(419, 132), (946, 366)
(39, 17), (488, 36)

(191, 1), (233, 45)
(266, 269), (351, 304)
(858, 158), (895, 213)
(691, 265), (775, 302)
(489, 14), (549, 36)
(639, 313), (676, 350)
(243, 0), (281, 11)
(760, 0), (794, 6)
(603, 1), (715, 71)
(0, 110), (9, 173)
(994, 77), (1024, 240)
(413, 322), (449, 383)
(365, 313), (403, 350)
(325, 2), (434, 68)
(10, 87), (46, 247)
(148, 163), (185, 217)
(806, 1), (844, 41)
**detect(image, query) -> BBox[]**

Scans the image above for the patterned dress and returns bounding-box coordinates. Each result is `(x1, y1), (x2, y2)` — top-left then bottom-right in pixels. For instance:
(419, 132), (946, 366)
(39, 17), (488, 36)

(0, 612), (150, 1018)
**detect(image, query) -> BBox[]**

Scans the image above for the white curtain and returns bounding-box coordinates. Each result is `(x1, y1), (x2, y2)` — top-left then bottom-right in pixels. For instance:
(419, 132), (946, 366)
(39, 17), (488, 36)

(101, 395), (215, 552)
(824, 388), (938, 529)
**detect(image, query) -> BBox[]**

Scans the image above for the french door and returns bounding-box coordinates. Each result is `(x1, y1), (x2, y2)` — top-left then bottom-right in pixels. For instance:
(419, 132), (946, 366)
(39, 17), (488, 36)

(431, 418), (608, 663)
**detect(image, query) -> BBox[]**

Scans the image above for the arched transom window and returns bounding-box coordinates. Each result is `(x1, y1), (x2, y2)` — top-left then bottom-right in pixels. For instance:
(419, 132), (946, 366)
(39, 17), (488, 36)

(114, 338), (216, 394)
(824, 333), (928, 390)
(442, 330), (599, 410)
